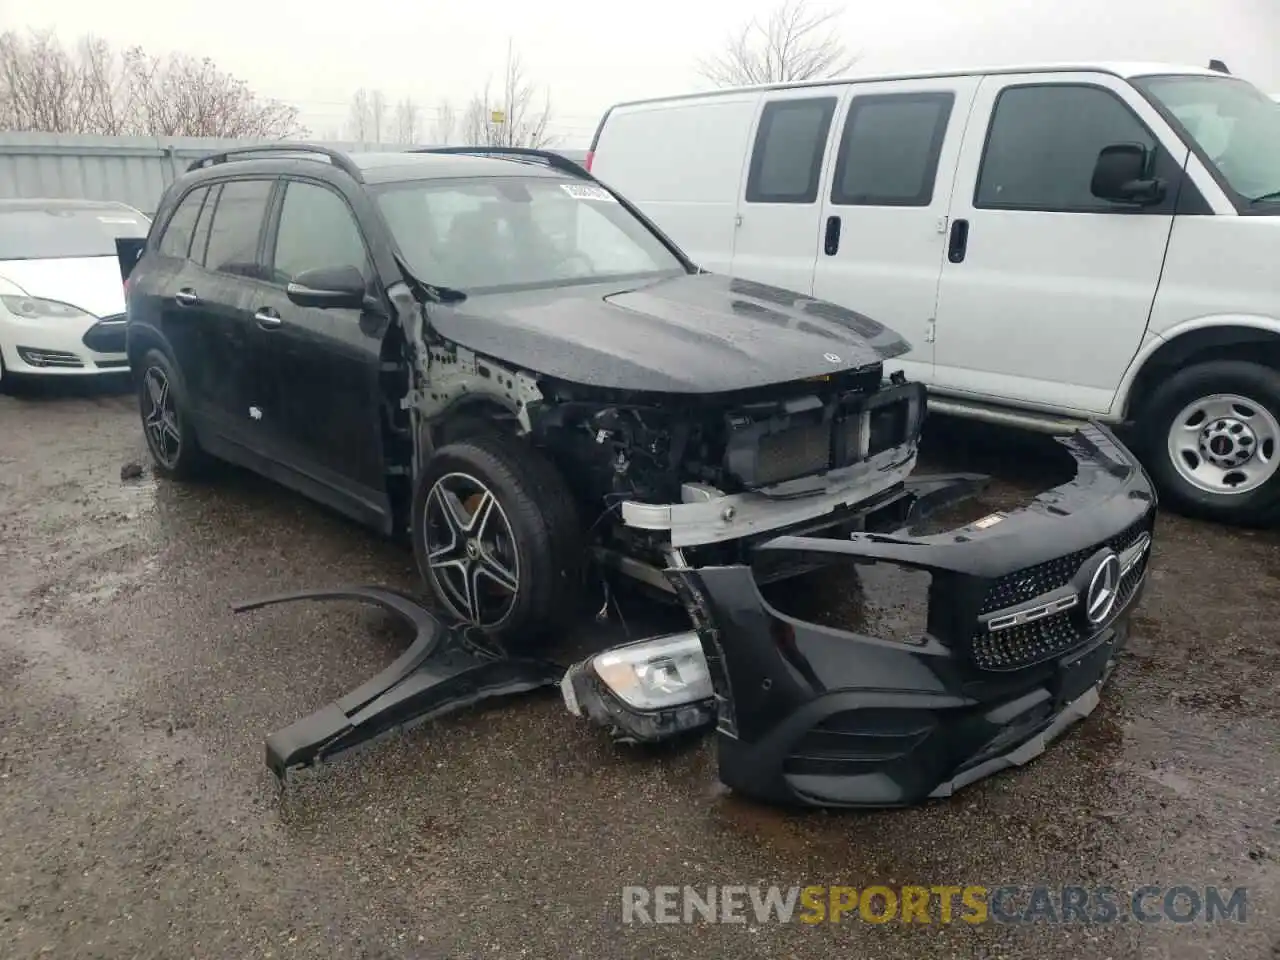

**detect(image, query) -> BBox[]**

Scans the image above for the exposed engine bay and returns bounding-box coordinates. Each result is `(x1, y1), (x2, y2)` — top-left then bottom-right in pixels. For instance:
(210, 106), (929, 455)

(402, 336), (925, 594)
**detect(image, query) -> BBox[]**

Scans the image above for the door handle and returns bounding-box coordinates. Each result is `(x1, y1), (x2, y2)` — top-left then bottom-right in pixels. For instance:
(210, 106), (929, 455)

(823, 215), (842, 256)
(173, 288), (201, 306)
(254, 308), (282, 330)
(948, 219), (970, 263)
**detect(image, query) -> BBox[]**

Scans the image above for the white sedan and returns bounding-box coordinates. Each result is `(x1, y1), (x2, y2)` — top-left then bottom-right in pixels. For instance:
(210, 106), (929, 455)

(0, 198), (150, 380)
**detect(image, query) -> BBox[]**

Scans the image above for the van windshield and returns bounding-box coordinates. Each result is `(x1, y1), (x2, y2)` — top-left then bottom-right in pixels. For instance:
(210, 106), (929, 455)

(1135, 75), (1280, 206)
(373, 176), (686, 294)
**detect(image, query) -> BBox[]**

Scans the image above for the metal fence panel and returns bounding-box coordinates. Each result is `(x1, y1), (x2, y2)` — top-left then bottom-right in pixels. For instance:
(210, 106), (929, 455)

(0, 134), (590, 217)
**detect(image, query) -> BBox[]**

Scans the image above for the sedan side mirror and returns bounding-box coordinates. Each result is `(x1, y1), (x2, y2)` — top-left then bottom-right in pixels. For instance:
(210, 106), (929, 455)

(286, 265), (368, 309)
(1090, 143), (1167, 206)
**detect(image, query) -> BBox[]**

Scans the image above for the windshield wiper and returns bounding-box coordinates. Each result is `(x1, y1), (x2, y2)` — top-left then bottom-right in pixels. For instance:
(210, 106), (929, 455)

(1249, 190), (1280, 205)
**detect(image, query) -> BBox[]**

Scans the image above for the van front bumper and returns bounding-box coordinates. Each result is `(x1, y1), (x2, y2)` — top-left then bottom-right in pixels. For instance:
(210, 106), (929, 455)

(563, 423), (1157, 808)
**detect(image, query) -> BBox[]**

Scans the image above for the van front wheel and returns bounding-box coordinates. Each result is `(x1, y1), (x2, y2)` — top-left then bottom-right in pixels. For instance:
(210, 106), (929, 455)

(1140, 360), (1280, 525)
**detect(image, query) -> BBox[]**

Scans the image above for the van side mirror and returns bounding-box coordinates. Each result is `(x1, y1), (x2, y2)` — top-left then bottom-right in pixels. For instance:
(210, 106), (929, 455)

(286, 265), (368, 309)
(1090, 143), (1166, 206)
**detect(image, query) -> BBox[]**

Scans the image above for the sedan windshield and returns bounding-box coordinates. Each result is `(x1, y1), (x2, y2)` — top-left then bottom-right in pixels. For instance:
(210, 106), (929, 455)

(1135, 75), (1280, 205)
(373, 176), (685, 294)
(0, 205), (150, 260)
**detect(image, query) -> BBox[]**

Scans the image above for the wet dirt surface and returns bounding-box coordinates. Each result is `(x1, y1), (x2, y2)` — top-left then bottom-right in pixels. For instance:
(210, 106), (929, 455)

(1, 377), (1276, 960)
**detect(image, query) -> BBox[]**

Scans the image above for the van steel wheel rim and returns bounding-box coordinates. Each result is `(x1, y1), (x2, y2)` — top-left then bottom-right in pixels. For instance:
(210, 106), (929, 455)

(423, 472), (520, 628)
(142, 367), (181, 467)
(1167, 392), (1280, 495)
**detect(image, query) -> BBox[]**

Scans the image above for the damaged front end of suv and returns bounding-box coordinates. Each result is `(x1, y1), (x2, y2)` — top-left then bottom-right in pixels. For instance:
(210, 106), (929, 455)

(242, 149), (1156, 809)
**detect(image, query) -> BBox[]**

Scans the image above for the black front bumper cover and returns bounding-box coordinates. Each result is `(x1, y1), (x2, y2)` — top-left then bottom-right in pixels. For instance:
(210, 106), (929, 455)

(565, 423), (1157, 807)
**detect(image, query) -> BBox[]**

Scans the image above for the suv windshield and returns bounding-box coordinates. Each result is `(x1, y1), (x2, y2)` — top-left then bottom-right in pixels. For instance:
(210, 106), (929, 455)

(0, 205), (150, 260)
(373, 176), (685, 293)
(1135, 75), (1280, 206)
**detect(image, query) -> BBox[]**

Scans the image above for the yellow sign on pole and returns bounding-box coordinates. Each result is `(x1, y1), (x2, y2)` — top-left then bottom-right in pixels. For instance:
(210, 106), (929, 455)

(490, 109), (506, 124)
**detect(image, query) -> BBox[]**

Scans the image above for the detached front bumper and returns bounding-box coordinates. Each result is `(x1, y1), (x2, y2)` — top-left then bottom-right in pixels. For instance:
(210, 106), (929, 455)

(564, 423), (1157, 808)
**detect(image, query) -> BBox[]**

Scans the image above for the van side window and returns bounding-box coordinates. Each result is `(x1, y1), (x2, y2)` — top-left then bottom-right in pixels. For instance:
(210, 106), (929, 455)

(202, 179), (274, 278)
(976, 84), (1163, 212)
(746, 97), (837, 204)
(832, 93), (955, 206)
(157, 187), (208, 259)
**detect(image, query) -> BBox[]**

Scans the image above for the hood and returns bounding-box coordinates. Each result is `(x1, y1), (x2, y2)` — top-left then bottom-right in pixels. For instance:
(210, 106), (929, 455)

(426, 273), (912, 394)
(0, 256), (127, 318)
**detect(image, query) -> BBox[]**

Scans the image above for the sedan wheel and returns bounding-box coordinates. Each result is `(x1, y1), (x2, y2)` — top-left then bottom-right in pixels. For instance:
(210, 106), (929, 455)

(423, 471), (522, 628)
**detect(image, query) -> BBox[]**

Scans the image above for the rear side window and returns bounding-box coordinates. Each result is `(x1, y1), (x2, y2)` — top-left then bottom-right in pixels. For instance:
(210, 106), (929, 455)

(976, 84), (1162, 212)
(746, 97), (837, 204)
(832, 93), (954, 206)
(189, 185), (219, 265)
(202, 179), (274, 276)
(157, 188), (207, 259)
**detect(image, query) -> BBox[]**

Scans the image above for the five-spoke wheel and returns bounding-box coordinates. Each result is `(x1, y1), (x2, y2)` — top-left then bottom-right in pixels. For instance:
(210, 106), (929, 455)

(423, 472), (521, 628)
(411, 431), (584, 649)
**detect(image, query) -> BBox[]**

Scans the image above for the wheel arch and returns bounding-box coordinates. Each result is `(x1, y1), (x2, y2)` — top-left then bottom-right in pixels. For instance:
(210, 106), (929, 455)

(1119, 317), (1280, 420)
(426, 395), (523, 453)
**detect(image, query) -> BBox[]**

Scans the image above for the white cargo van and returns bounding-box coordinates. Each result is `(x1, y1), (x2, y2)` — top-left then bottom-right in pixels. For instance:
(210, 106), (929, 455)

(587, 63), (1280, 524)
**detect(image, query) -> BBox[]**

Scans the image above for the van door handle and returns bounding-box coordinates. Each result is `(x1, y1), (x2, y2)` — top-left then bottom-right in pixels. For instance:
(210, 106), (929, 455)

(948, 219), (970, 263)
(173, 288), (200, 306)
(254, 308), (282, 329)
(823, 215), (842, 256)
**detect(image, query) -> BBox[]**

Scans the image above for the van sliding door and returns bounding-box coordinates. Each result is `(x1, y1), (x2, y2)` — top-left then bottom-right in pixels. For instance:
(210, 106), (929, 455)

(810, 77), (981, 386)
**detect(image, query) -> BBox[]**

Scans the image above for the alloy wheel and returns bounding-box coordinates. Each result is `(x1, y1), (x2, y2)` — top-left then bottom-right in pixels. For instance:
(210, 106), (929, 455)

(142, 366), (181, 469)
(422, 471), (521, 628)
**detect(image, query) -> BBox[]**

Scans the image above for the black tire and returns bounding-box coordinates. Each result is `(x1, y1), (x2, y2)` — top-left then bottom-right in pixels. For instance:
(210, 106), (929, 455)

(411, 432), (585, 650)
(136, 347), (207, 479)
(1137, 359), (1280, 525)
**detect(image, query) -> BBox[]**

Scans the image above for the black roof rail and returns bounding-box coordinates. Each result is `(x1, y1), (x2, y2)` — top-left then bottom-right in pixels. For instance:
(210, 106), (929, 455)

(187, 143), (364, 182)
(407, 146), (593, 180)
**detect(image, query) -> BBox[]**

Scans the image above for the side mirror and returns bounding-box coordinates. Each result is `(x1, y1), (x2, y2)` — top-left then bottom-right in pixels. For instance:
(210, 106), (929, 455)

(1090, 143), (1166, 206)
(286, 265), (367, 309)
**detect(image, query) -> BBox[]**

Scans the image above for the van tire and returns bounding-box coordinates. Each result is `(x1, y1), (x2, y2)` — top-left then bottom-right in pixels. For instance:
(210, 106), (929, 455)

(1137, 360), (1280, 525)
(411, 432), (585, 651)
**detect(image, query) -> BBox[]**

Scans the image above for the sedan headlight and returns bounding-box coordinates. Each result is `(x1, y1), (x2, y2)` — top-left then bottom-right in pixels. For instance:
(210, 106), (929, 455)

(591, 631), (713, 710)
(0, 295), (93, 320)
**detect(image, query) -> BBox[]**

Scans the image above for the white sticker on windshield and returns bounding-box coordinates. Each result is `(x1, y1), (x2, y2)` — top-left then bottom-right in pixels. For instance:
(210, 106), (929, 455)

(97, 216), (142, 225)
(560, 183), (617, 202)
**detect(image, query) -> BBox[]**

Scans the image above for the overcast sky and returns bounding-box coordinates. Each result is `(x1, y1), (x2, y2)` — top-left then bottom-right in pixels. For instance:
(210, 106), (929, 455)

(3, 0), (1277, 145)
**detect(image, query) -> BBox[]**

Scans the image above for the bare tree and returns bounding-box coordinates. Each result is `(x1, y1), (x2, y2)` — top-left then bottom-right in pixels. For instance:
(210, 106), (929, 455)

(462, 44), (554, 148)
(347, 88), (371, 140)
(430, 98), (456, 146)
(394, 97), (420, 143)
(0, 29), (302, 137)
(697, 0), (857, 87)
(124, 48), (303, 138)
(369, 89), (387, 142)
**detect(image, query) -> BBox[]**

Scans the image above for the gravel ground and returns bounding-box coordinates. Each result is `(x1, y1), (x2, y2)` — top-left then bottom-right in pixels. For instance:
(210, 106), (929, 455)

(1, 375), (1277, 960)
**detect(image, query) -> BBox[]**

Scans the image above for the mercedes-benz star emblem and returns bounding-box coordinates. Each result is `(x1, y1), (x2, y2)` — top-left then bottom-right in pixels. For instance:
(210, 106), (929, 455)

(1084, 551), (1122, 626)
(824, 352), (841, 363)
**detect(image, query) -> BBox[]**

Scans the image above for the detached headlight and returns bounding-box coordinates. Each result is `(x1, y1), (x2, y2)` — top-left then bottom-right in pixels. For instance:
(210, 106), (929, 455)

(591, 631), (713, 711)
(0, 295), (93, 320)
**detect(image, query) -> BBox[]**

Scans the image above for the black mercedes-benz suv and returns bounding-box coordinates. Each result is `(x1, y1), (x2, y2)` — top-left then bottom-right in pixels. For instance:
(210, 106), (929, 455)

(119, 144), (1157, 807)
